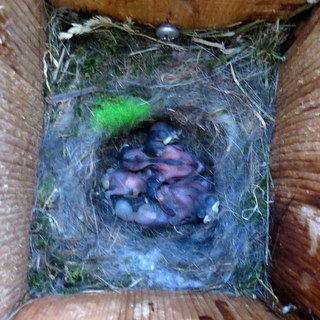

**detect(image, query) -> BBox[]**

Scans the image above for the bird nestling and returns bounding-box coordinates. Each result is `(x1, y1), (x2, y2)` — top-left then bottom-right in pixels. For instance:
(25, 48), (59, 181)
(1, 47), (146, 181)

(144, 122), (180, 156)
(114, 199), (172, 227)
(154, 177), (212, 225)
(145, 145), (204, 199)
(101, 168), (147, 212)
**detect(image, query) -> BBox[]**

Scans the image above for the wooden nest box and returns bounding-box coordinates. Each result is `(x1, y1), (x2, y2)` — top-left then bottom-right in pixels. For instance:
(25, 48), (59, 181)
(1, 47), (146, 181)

(0, 0), (319, 319)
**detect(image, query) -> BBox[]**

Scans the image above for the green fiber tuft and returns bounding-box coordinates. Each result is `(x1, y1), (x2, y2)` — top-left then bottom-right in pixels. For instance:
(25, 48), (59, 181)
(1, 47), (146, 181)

(90, 95), (151, 134)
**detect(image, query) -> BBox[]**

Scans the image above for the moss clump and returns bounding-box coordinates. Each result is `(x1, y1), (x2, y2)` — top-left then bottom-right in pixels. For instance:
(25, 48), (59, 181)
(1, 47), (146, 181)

(38, 172), (55, 205)
(90, 95), (151, 134)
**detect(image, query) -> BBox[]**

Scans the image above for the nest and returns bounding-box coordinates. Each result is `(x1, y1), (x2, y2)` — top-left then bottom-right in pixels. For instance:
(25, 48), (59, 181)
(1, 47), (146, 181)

(28, 6), (291, 298)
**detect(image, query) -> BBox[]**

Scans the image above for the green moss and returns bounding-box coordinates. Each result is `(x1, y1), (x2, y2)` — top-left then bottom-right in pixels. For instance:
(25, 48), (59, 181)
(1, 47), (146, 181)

(64, 264), (89, 285)
(113, 281), (123, 288)
(90, 95), (151, 134)
(123, 256), (132, 264)
(232, 261), (264, 296)
(140, 228), (157, 238)
(83, 56), (102, 74)
(28, 270), (52, 294)
(38, 173), (55, 205)
(69, 127), (79, 138)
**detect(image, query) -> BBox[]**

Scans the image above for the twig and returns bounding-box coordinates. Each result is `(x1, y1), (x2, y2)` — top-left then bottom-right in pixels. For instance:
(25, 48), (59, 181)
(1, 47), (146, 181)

(52, 47), (66, 82)
(41, 188), (58, 212)
(89, 190), (100, 247)
(128, 47), (159, 57)
(266, 174), (270, 265)
(43, 50), (52, 92)
(257, 278), (279, 302)
(46, 213), (62, 233)
(94, 275), (121, 292)
(192, 37), (225, 50)
(129, 278), (144, 288)
(46, 87), (98, 104)
(192, 37), (241, 55)
(59, 16), (185, 50)
(230, 64), (274, 122)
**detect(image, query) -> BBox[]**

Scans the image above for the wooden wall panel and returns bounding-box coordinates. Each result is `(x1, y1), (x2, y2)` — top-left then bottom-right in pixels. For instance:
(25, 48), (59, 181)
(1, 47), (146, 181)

(48, 0), (307, 29)
(0, 1), (46, 319)
(13, 291), (280, 320)
(271, 6), (320, 319)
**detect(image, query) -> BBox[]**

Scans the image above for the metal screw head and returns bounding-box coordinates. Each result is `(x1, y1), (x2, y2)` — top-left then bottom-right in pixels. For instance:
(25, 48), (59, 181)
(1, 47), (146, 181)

(156, 24), (180, 41)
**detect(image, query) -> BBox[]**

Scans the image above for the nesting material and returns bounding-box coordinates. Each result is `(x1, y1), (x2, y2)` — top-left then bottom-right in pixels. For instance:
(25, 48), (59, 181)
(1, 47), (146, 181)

(29, 7), (289, 297)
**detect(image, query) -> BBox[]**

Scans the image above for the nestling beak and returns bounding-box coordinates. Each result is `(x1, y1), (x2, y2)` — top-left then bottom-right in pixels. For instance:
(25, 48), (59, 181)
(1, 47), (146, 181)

(203, 200), (220, 224)
(163, 135), (173, 145)
(101, 174), (110, 189)
(163, 132), (179, 145)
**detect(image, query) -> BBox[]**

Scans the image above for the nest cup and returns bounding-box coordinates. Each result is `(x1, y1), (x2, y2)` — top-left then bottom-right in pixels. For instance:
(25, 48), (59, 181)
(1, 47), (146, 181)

(27, 8), (282, 297)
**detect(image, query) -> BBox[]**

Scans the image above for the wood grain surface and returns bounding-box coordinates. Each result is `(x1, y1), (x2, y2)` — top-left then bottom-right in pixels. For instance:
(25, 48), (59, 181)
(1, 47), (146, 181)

(270, 5), (320, 319)
(48, 0), (307, 29)
(13, 291), (280, 320)
(0, 0), (46, 319)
